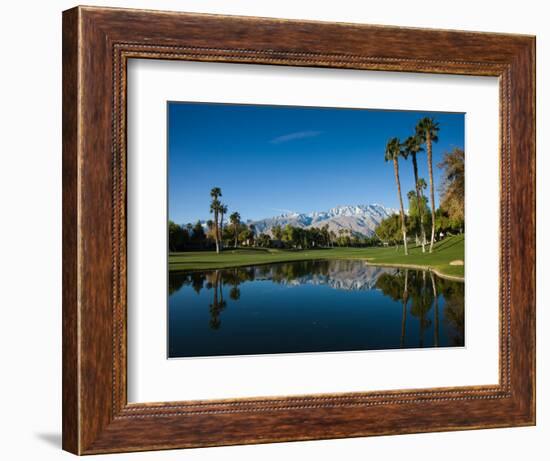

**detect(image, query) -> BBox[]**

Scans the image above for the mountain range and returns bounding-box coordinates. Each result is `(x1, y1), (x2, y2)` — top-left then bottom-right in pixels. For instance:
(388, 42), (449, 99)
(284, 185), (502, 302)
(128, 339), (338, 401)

(250, 204), (398, 237)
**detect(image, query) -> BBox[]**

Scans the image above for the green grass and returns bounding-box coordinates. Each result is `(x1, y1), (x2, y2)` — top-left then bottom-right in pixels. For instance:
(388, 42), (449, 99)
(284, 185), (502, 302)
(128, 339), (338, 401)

(169, 235), (465, 279)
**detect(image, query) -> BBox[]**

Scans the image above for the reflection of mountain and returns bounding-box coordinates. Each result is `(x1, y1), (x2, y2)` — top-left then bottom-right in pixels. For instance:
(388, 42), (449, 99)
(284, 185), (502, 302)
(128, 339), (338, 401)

(169, 260), (399, 293)
(169, 261), (465, 345)
(277, 263), (396, 291)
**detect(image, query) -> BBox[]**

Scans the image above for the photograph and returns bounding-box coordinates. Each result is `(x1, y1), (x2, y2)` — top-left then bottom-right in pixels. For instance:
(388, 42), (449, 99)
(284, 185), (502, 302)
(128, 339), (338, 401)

(167, 102), (466, 358)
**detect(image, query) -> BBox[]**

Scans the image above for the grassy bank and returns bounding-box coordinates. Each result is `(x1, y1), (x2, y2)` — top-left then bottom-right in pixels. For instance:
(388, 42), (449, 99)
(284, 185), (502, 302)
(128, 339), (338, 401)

(169, 235), (464, 279)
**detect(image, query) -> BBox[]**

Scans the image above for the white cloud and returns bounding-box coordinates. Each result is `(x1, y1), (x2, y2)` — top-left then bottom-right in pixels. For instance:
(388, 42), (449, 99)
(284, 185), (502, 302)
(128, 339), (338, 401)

(269, 130), (322, 144)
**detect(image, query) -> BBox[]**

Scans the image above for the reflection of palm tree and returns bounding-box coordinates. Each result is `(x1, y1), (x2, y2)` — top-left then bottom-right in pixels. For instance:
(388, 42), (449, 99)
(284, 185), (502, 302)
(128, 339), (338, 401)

(430, 272), (439, 347)
(229, 286), (240, 301)
(209, 270), (226, 330)
(409, 271), (433, 347)
(375, 269), (411, 347)
(401, 269), (409, 347)
(439, 278), (465, 346)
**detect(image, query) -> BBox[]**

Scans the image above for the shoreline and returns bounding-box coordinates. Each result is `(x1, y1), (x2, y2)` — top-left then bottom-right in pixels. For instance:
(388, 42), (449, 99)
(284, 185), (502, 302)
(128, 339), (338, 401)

(362, 260), (464, 282)
(169, 255), (465, 282)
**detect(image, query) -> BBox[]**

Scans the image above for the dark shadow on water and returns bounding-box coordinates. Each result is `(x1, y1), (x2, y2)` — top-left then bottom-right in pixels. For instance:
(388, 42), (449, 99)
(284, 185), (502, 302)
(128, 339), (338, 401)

(35, 432), (62, 448)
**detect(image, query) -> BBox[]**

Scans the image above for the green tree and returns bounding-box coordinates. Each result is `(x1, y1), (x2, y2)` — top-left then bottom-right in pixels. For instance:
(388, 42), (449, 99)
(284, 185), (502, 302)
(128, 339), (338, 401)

(256, 233), (271, 247)
(375, 214), (402, 247)
(192, 220), (206, 247)
(282, 224), (298, 248)
(321, 224), (331, 247)
(329, 230), (337, 248)
(407, 187), (429, 245)
(229, 212), (241, 248)
(272, 225), (283, 241)
(239, 228), (253, 246)
(385, 137), (409, 255)
(248, 224), (256, 247)
(438, 147), (465, 229)
(416, 117), (440, 253)
(168, 221), (186, 252)
(403, 135), (426, 252)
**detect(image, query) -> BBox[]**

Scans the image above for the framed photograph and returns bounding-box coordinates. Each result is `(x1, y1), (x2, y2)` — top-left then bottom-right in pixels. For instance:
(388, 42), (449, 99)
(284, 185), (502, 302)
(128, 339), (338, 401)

(62, 6), (535, 455)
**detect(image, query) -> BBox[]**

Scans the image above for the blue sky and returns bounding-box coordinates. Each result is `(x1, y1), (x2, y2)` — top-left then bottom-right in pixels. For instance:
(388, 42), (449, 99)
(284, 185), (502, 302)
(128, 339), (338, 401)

(168, 102), (464, 224)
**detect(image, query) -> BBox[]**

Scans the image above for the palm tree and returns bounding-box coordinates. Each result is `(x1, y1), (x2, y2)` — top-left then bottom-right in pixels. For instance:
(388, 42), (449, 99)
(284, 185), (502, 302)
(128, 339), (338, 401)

(210, 187), (222, 253)
(416, 118), (440, 253)
(229, 212), (241, 248)
(219, 203), (228, 250)
(272, 225), (283, 241)
(403, 135), (426, 253)
(385, 137), (408, 255)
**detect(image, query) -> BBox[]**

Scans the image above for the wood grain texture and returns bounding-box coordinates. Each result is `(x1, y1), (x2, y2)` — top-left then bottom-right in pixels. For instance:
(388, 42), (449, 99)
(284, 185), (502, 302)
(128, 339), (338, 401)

(62, 5), (536, 455)
(62, 7), (79, 454)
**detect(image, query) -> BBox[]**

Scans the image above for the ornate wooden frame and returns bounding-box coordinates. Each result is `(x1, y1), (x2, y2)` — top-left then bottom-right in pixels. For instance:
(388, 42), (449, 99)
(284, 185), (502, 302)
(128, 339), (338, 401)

(62, 5), (536, 455)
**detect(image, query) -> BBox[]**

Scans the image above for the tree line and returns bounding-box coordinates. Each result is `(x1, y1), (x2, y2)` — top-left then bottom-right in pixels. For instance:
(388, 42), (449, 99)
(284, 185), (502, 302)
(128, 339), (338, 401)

(259, 224), (379, 249)
(382, 117), (464, 254)
(169, 190), (381, 252)
(170, 186), (386, 252)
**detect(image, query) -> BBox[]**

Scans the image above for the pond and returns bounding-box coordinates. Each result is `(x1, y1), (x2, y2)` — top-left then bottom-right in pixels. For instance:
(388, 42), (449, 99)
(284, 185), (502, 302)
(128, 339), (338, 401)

(168, 259), (464, 358)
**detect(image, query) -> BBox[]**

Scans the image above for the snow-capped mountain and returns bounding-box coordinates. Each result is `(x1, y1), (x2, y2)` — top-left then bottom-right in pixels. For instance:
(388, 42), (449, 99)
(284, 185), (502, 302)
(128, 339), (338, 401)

(250, 204), (398, 237)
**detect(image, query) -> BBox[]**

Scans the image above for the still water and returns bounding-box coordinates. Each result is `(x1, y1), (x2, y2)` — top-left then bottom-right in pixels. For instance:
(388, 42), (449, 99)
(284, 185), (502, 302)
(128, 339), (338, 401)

(168, 260), (464, 358)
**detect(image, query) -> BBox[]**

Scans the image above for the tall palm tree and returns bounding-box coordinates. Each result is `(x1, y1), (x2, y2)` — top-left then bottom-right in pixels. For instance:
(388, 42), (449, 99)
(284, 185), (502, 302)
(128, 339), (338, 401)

(210, 187), (222, 253)
(219, 203), (228, 250)
(416, 118), (440, 253)
(385, 137), (408, 255)
(229, 212), (241, 248)
(209, 200), (221, 253)
(403, 135), (426, 253)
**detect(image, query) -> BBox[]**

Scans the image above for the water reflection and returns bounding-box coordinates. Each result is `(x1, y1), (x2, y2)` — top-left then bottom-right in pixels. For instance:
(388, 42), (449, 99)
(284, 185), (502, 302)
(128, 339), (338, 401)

(168, 260), (464, 358)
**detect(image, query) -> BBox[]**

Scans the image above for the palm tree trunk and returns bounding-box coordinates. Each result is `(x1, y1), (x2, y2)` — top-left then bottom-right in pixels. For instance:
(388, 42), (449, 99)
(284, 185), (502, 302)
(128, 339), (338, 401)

(412, 153), (426, 253)
(393, 158), (408, 255)
(234, 227), (238, 248)
(427, 135), (436, 253)
(219, 211), (224, 251)
(214, 210), (220, 254)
